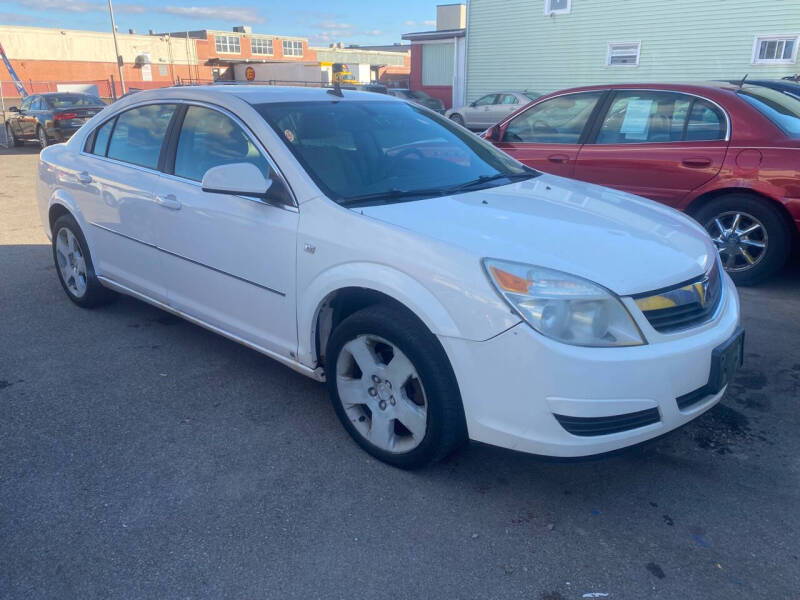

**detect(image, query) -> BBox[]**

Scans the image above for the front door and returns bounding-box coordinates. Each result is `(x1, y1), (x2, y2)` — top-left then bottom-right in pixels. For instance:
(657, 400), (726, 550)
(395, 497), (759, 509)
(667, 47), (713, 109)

(154, 104), (299, 356)
(494, 91), (606, 178)
(574, 90), (729, 206)
(464, 94), (498, 129)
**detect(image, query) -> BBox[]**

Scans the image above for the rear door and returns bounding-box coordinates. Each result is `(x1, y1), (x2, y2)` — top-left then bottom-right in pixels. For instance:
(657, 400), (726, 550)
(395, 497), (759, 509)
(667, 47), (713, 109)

(75, 103), (177, 302)
(573, 90), (729, 206)
(494, 91), (606, 178)
(153, 103), (299, 356)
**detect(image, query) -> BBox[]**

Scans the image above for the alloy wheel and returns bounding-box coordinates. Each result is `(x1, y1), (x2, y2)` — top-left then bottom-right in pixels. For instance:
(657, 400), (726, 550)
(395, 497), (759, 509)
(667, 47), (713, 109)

(335, 334), (428, 453)
(55, 227), (88, 298)
(705, 211), (768, 272)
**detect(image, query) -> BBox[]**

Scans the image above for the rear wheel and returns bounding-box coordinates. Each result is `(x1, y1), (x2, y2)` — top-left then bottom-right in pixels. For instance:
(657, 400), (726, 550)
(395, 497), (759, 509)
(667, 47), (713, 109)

(694, 193), (791, 285)
(52, 213), (117, 307)
(326, 304), (467, 469)
(6, 123), (22, 147)
(37, 126), (49, 149)
(450, 113), (465, 127)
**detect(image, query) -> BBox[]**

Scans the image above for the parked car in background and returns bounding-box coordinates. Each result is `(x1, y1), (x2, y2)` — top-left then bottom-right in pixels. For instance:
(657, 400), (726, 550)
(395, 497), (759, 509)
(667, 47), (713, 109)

(5, 92), (105, 149)
(724, 78), (800, 100)
(447, 91), (541, 130)
(37, 86), (742, 468)
(483, 82), (800, 285)
(387, 88), (445, 113)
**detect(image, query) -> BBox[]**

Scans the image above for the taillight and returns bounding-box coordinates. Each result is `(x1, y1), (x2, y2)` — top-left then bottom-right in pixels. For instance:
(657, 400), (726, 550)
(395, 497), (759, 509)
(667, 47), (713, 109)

(54, 112), (77, 121)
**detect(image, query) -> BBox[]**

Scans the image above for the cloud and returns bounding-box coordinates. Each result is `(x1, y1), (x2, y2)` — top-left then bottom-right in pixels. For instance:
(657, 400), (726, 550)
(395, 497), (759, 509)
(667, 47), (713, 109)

(162, 5), (266, 23)
(422, 19), (436, 26)
(362, 29), (381, 36)
(0, 10), (41, 22)
(403, 20), (416, 26)
(16, 0), (103, 12)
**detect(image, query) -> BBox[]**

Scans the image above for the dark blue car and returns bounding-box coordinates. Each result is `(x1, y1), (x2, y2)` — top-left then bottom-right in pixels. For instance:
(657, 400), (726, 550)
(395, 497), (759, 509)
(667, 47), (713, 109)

(5, 92), (105, 149)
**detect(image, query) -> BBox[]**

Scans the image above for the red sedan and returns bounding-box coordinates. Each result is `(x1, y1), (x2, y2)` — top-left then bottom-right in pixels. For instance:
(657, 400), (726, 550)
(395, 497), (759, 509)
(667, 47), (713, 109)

(482, 82), (800, 284)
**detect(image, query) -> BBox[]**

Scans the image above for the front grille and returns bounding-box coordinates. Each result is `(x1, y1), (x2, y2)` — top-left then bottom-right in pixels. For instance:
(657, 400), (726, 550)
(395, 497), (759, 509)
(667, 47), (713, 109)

(554, 408), (660, 437)
(635, 262), (722, 333)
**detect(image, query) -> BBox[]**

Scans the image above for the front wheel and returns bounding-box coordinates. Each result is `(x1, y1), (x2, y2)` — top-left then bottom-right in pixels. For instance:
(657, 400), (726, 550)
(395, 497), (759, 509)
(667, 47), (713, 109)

(694, 193), (792, 286)
(52, 213), (117, 307)
(6, 123), (22, 147)
(326, 304), (467, 469)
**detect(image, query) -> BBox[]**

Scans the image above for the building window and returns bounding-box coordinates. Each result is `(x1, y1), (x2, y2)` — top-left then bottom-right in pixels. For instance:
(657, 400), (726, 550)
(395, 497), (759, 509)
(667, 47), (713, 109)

(752, 35), (798, 64)
(251, 38), (274, 55)
(607, 42), (641, 67)
(282, 40), (303, 57)
(544, 0), (570, 15)
(215, 35), (241, 54)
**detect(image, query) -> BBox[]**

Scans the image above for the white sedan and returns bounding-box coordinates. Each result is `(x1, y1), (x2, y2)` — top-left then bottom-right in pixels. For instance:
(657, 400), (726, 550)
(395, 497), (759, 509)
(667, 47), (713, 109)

(37, 86), (743, 468)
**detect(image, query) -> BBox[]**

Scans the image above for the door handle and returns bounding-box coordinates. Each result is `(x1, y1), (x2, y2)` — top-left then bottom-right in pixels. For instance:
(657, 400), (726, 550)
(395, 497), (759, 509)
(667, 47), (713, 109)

(77, 171), (93, 184)
(681, 157), (713, 168)
(547, 154), (570, 164)
(155, 194), (182, 210)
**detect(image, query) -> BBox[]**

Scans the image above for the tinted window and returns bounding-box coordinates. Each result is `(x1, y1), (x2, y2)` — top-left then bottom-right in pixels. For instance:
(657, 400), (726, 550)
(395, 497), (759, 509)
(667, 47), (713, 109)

(597, 91), (691, 144)
(254, 100), (532, 204)
(107, 104), (176, 169)
(499, 94), (519, 105)
(174, 106), (291, 204)
(20, 97), (33, 112)
(47, 94), (102, 108)
(91, 119), (115, 156)
(503, 92), (603, 144)
(474, 95), (497, 107)
(31, 97), (45, 110)
(739, 86), (800, 138)
(685, 100), (726, 141)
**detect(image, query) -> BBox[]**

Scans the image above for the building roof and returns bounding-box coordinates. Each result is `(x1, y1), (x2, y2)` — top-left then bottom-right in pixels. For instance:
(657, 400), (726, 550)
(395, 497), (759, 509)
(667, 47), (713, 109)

(401, 28), (465, 41)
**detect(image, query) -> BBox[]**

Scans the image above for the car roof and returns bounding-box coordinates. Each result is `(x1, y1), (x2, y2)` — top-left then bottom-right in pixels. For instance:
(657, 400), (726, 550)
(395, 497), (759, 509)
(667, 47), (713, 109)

(110, 84), (398, 107)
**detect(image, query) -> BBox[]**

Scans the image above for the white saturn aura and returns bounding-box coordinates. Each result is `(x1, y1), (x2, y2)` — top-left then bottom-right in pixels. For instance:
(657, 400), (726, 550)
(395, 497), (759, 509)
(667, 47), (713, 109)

(37, 86), (743, 468)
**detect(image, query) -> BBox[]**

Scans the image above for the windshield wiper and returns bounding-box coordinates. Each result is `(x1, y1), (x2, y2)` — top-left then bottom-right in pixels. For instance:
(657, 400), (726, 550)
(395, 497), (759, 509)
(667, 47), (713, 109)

(446, 171), (538, 193)
(340, 187), (451, 207)
(339, 171), (539, 208)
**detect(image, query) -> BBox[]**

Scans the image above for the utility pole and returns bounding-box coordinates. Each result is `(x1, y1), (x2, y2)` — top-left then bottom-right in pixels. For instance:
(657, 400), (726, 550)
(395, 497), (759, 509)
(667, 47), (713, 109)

(107, 0), (126, 95)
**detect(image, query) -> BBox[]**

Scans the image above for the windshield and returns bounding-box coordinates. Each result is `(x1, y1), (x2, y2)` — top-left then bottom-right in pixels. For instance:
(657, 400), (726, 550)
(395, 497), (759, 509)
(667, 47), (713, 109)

(739, 86), (800, 138)
(524, 92), (542, 101)
(254, 100), (535, 204)
(46, 94), (102, 108)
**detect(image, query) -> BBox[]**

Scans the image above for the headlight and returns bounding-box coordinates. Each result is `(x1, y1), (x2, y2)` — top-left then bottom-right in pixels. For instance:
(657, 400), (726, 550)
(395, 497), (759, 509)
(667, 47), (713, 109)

(483, 259), (645, 347)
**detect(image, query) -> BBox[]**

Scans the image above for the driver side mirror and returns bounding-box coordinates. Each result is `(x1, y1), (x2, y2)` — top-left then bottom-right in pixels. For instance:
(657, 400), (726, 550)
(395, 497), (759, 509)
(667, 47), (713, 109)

(201, 162), (272, 198)
(469, 101), (477, 108)
(8, 106), (19, 113)
(487, 124), (502, 142)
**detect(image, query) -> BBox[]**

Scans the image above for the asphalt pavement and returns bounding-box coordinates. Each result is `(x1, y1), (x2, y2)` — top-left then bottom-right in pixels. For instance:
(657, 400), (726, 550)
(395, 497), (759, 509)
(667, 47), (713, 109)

(1, 147), (799, 599)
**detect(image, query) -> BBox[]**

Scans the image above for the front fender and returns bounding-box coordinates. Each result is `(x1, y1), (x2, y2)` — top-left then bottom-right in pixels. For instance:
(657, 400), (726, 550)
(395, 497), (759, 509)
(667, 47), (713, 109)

(297, 261), (465, 366)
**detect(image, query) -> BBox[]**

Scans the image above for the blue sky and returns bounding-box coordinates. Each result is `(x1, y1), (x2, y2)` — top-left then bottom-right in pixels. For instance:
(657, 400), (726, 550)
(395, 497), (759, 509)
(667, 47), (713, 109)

(0, 0), (440, 45)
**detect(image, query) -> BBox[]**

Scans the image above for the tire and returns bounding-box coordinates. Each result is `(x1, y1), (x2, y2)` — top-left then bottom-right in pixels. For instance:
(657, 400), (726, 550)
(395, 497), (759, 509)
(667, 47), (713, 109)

(37, 126), (49, 149)
(52, 213), (117, 308)
(6, 123), (22, 147)
(693, 193), (792, 286)
(450, 113), (465, 127)
(326, 304), (467, 469)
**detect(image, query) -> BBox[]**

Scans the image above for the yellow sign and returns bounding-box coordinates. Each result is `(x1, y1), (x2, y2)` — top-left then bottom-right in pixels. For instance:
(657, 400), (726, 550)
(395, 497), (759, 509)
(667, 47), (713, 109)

(245, 66), (256, 81)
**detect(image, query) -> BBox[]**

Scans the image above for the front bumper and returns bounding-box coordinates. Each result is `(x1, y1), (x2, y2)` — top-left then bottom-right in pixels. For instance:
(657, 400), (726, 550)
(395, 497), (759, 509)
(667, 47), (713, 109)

(440, 273), (741, 457)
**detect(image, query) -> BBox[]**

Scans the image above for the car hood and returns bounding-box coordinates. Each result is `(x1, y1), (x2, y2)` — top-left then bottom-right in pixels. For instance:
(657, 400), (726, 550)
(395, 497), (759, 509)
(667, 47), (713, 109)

(358, 174), (716, 296)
